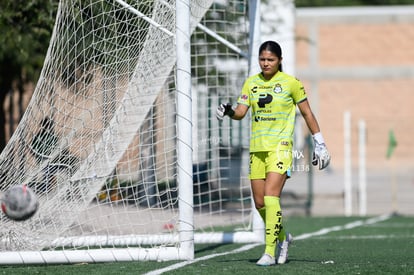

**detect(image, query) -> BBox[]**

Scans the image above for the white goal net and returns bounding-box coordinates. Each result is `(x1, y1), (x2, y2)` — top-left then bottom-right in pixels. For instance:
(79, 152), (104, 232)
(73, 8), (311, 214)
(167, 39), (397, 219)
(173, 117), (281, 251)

(0, 0), (257, 264)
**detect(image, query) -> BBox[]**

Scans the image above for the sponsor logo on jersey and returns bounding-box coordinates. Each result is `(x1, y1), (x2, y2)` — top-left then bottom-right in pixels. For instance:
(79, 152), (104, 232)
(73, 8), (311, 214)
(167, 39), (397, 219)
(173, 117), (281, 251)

(254, 116), (277, 122)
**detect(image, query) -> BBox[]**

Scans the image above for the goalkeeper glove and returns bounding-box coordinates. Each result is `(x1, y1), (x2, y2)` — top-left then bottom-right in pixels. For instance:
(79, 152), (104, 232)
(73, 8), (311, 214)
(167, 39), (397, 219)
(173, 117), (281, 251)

(216, 103), (235, 120)
(312, 132), (331, 170)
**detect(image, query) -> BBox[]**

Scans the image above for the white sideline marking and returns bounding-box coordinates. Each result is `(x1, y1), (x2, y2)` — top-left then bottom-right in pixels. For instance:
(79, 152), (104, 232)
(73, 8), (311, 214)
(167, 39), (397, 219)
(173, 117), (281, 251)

(144, 243), (261, 275)
(144, 214), (392, 275)
(294, 214), (391, 241)
(314, 234), (414, 240)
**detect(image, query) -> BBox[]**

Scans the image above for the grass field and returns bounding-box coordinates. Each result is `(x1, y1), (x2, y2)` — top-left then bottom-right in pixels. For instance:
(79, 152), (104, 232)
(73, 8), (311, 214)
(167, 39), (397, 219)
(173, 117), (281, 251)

(1, 214), (413, 274)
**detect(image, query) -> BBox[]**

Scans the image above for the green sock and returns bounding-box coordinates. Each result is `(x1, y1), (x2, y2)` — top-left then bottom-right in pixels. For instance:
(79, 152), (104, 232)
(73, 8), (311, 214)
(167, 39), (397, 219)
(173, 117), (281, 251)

(258, 207), (266, 222)
(278, 226), (286, 242)
(264, 196), (283, 257)
(260, 205), (286, 241)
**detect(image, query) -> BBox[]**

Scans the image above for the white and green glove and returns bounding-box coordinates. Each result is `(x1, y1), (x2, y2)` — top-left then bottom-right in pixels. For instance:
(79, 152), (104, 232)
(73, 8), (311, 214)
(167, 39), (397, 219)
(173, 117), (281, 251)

(216, 103), (235, 120)
(312, 132), (331, 170)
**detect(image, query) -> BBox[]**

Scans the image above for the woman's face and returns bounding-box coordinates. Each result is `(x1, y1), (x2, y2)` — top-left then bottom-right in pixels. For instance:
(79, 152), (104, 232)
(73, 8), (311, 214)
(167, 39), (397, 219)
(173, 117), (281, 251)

(259, 50), (281, 80)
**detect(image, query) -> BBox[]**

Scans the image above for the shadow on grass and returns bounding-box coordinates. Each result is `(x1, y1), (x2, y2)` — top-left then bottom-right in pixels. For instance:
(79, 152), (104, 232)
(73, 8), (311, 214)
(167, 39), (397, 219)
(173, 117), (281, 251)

(246, 258), (322, 264)
(195, 243), (236, 254)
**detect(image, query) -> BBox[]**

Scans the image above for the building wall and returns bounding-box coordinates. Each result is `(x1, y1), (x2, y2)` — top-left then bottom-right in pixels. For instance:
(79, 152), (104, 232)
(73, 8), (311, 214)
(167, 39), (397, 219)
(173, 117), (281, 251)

(296, 6), (414, 171)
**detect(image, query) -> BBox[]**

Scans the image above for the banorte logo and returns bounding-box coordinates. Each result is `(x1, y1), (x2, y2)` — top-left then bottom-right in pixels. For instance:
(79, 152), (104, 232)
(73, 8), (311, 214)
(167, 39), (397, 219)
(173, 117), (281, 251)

(254, 116), (277, 122)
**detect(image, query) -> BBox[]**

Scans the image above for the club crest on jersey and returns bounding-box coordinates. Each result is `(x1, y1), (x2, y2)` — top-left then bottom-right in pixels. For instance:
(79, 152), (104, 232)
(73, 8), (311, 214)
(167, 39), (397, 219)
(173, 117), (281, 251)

(273, 84), (282, 93)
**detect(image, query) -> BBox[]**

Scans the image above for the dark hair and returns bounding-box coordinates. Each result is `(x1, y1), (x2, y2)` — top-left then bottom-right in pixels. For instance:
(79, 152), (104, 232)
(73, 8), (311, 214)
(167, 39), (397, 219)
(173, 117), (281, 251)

(259, 41), (283, 72)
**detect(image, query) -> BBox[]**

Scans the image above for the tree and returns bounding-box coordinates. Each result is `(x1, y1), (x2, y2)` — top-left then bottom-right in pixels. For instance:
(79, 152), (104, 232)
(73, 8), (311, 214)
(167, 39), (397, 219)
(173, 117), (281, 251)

(0, 0), (57, 151)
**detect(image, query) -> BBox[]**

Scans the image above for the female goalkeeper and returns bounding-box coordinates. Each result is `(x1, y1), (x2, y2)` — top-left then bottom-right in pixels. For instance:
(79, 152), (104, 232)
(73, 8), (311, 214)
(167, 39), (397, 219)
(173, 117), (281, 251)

(216, 40), (330, 266)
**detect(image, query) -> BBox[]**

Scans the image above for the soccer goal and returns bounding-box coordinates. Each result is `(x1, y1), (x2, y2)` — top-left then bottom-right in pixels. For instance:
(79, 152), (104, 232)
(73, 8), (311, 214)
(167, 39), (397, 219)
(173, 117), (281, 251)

(0, 0), (261, 264)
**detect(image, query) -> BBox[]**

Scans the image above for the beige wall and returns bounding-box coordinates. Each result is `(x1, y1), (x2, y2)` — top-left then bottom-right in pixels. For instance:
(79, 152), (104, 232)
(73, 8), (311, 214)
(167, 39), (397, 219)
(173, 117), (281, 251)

(296, 6), (414, 170)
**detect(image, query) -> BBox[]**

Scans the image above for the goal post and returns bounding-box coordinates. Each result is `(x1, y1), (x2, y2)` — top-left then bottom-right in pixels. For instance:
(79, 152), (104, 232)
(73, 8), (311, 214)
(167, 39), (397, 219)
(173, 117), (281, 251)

(176, 0), (194, 260)
(0, 0), (261, 264)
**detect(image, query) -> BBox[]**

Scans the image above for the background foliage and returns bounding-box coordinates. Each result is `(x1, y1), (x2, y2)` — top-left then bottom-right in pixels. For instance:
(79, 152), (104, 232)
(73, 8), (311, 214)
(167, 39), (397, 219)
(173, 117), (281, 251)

(0, 0), (57, 149)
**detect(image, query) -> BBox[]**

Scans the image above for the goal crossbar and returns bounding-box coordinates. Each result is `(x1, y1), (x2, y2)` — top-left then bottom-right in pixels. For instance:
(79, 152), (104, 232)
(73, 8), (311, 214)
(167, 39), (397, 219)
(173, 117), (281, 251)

(114, 0), (174, 37)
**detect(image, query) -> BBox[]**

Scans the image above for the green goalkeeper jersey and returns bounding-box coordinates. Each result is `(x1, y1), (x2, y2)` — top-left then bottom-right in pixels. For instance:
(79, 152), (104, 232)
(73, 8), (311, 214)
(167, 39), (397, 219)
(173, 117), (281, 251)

(237, 71), (307, 152)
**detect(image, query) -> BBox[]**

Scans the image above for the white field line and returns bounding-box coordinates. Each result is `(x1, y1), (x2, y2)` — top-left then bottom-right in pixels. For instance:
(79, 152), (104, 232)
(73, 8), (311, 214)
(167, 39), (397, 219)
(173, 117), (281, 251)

(293, 214), (391, 241)
(144, 214), (392, 275)
(314, 234), (414, 240)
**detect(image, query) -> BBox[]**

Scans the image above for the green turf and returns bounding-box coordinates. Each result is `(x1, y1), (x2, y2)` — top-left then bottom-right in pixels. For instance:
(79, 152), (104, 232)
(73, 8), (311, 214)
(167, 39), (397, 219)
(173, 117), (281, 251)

(1, 215), (413, 274)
